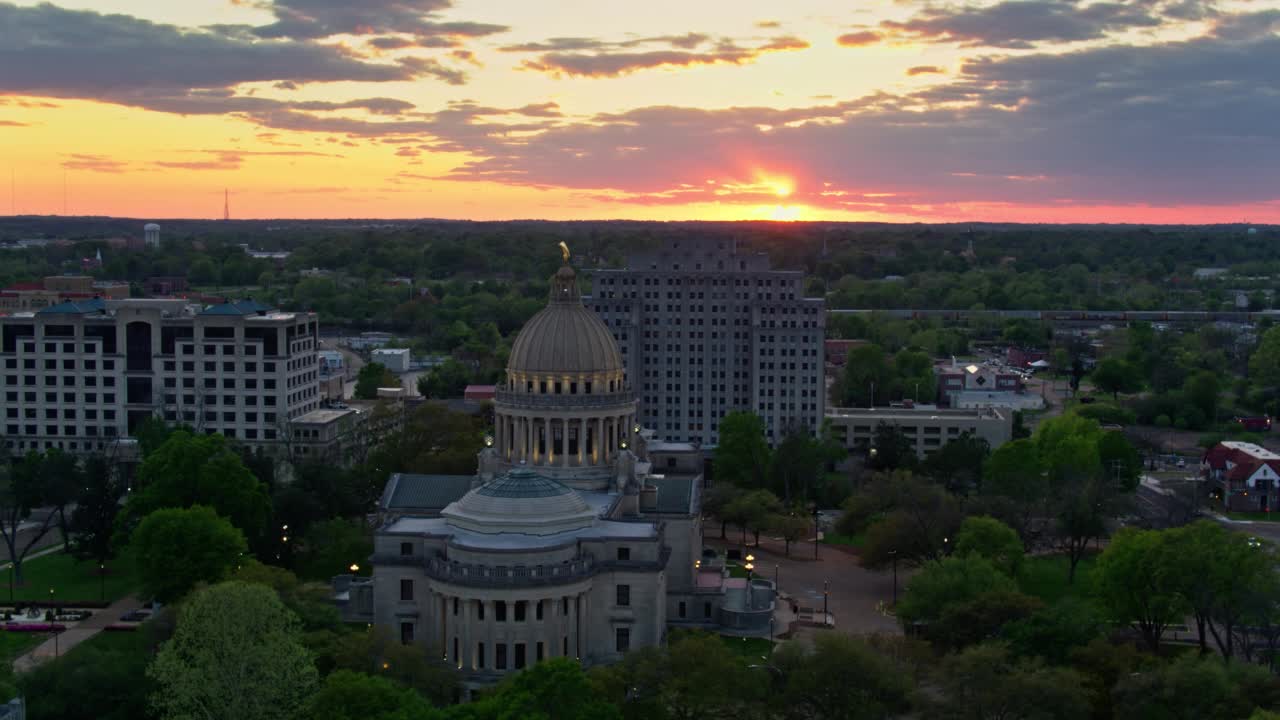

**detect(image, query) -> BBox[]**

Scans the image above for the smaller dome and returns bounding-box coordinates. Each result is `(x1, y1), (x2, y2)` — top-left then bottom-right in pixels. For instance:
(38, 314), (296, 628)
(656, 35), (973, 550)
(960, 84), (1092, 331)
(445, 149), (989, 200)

(442, 467), (597, 536)
(144, 223), (160, 230)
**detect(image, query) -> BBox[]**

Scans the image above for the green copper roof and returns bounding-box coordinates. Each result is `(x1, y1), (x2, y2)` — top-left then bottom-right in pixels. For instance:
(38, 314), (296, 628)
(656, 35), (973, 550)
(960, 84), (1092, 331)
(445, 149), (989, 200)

(475, 467), (574, 499)
(385, 474), (474, 511)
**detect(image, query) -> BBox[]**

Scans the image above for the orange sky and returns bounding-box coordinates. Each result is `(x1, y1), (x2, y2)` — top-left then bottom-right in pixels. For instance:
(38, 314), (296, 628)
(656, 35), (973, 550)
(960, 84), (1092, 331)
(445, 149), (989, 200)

(2, 0), (1278, 222)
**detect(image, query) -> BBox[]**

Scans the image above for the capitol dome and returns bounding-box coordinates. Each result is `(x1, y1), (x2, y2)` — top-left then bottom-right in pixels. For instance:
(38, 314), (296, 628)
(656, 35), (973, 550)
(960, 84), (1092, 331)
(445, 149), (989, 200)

(441, 467), (597, 536)
(507, 265), (623, 376)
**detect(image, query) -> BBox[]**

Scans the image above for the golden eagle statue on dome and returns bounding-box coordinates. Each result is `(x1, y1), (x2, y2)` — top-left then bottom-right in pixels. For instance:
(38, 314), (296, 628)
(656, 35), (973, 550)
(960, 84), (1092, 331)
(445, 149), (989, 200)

(559, 241), (570, 264)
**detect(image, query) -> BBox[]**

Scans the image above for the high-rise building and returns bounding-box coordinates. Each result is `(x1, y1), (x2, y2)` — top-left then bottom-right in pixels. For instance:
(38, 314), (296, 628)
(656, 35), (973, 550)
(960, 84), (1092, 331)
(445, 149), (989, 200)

(586, 239), (825, 446)
(0, 298), (320, 455)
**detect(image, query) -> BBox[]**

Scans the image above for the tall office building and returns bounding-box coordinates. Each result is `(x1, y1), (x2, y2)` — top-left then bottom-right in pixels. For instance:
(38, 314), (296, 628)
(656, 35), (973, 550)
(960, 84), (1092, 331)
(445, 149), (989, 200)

(1, 298), (320, 455)
(586, 239), (825, 446)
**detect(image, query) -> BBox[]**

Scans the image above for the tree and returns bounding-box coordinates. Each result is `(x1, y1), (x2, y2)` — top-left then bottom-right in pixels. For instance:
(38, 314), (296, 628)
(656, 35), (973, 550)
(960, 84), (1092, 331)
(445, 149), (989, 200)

(955, 516), (1024, 575)
(591, 630), (761, 720)
(362, 403), (484, 481)
(868, 422), (917, 471)
(417, 357), (473, 399)
(122, 431), (272, 547)
(1005, 599), (1105, 665)
(1091, 357), (1143, 401)
(38, 448), (81, 552)
(296, 671), (441, 720)
(701, 484), (742, 540)
(922, 432), (990, 494)
(1094, 527), (1187, 652)
(1250, 326), (1280, 395)
(70, 455), (127, 567)
(457, 658), (619, 720)
(727, 489), (783, 547)
(355, 362), (399, 400)
(929, 590), (1044, 651)
(0, 449), (61, 585)
(852, 472), (964, 569)
(835, 344), (894, 408)
(897, 555), (1018, 628)
(1112, 652), (1280, 720)
(1097, 430), (1141, 491)
(149, 581), (318, 720)
(930, 643), (1091, 720)
(769, 423), (829, 504)
(1165, 521), (1277, 659)
(293, 518), (373, 581)
(981, 438), (1047, 539)
(772, 633), (914, 720)
(714, 412), (772, 488)
(133, 506), (247, 603)
(1184, 370), (1222, 426)
(327, 626), (459, 705)
(769, 512), (813, 558)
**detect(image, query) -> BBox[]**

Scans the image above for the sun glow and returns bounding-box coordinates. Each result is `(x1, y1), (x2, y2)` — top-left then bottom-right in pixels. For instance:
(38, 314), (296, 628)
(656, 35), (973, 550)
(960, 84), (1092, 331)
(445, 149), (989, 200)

(753, 170), (794, 198)
(765, 204), (803, 221)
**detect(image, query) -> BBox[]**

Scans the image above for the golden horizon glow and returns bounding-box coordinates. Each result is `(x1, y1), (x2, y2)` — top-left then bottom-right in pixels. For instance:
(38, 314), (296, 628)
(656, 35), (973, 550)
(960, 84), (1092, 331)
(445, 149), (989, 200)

(0, 0), (1276, 223)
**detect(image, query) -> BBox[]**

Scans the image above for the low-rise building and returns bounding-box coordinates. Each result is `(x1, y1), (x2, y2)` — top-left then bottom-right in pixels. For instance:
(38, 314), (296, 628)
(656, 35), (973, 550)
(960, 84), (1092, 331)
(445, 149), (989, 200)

(936, 360), (1043, 411)
(371, 347), (411, 373)
(0, 276), (129, 313)
(826, 404), (1012, 458)
(1203, 441), (1280, 512)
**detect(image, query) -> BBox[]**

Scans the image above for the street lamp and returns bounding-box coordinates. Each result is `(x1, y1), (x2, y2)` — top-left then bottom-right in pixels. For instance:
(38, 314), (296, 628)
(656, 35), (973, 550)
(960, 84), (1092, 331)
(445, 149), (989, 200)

(822, 580), (829, 626)
(888, 550), (898, 606)
(744, 562), (755, 582)
(49, 588), (57, 658)
(349, 563), (360, 574)
(99, 563), (105, 604)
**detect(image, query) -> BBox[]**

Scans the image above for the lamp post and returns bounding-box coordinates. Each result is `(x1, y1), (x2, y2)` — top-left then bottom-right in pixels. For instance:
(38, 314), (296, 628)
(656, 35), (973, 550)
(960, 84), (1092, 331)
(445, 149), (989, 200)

(888, 550), (898, 606)
(99, 563), (105, 604)
(822, 580), (829, 626)
(811, 506), (821, 560)
(350, 563), (360, 575)
(745, 561), (755, 610)
(774, 563), (779, 588)
(49, 588), (57, 658)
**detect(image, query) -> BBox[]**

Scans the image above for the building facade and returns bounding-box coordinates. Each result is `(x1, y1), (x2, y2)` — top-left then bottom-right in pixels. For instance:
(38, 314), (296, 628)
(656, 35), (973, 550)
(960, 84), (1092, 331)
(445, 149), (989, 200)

(1203, 441), (1280, 512)
(359, 259), (764, 690)
(826, 404), (1013, 458)
(936, 360), (1043, 411)
(586, 239), (825, 446)
(1, 298), (319, 455)
(0, 275), (129, 313)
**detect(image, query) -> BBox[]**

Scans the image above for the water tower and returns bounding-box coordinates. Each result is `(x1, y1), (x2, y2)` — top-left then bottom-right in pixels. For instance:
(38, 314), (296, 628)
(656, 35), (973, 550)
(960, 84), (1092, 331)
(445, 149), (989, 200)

(144, 223), (160, 248)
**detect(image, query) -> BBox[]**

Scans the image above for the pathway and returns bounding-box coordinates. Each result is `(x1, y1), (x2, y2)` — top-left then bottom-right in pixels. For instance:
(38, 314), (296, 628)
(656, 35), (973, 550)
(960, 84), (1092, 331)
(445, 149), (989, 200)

(12, 593), (144, 673)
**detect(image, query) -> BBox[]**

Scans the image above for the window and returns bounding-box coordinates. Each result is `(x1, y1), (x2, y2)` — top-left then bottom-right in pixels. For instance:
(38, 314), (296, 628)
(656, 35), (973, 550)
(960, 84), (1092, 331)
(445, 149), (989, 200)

(514, 601), (526, 622)
(563, 636), (569, 657)
(615, 627), (630, 653)
(616, 547), (631, 561)
(704, 603), (712, 619)
(678, 602), (686, 618)
(535, 600), (544, 621)
(477, 600), (485, 620)
(562, 597), (569, 616)
(453, 637), (459, 663)
(400, 542), (413, 556)
(496, 644), (508, 670)
(477, 642), (486, 669)
(400, 622), (414, 645)
(536, 642), (544, 662)
(453, 597), (459, 616)
(616, 584), (630, 607)
(399, 579), (414, 602)
(495, 601), (507, 622)
(514, 643), (526, 670)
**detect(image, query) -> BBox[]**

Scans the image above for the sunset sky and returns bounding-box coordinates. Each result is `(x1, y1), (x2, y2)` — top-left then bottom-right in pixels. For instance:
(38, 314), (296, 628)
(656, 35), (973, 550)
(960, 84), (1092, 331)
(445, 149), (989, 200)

(2, 0), (1278, 222)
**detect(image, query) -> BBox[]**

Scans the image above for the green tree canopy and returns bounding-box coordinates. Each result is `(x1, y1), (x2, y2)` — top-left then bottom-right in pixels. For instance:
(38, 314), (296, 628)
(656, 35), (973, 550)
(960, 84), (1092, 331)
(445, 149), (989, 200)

(1094, 527), (1187, 652)
(355, 362), (399, 399)
(149, 581), (318, 720)
(772, 633), (914, 720)
(929, 643), (1091, 720)
(294, 518), (373, 582)
(955, 515), (1024, 575)
(1091, 358), (1143, 400)
(897, 555), (1018, 627)
(123, 430), (272, 546)
(297, 670), (441, 720)
(456, 658), (619, 720)
(714, 411), (772, 488)
(133, 505), (247, 603)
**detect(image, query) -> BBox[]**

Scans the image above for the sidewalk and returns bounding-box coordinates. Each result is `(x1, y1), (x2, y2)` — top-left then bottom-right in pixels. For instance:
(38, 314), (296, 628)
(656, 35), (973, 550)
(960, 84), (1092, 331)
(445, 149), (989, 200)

(12, 593), (144, 673)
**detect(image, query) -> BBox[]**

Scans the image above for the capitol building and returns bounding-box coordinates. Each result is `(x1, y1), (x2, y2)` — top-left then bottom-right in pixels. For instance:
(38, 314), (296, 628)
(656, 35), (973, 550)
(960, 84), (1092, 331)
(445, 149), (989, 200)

(344, 255), (774, 688)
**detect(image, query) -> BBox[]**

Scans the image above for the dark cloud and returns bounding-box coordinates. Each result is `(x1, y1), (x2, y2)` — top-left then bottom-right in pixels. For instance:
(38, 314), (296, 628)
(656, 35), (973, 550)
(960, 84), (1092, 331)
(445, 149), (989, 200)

(880, 1), (1162, 48)
(906, 65), (945, 76)
(1208, 9), (1280, 40)
(250, 0), (507, 44)
(428, 33), (1280, 211)
(512, 35), (809, 77)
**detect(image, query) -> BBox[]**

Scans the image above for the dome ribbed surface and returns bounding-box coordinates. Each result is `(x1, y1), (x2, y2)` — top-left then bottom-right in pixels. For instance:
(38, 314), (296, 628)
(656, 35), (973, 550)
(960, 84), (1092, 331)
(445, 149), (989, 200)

(506, 265), (623, 375)
(442, 467), (597, 535)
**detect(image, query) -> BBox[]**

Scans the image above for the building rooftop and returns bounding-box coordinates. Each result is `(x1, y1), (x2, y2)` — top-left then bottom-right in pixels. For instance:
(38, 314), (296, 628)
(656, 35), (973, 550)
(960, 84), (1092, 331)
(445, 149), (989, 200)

(199, 299), (273, 316)
(827, 406), (1005, 421)
(1221, 441), (1280, 460)
(293, 408), (356, 425)
(383, 473), (476, 512)
(648, 475), (697, 514)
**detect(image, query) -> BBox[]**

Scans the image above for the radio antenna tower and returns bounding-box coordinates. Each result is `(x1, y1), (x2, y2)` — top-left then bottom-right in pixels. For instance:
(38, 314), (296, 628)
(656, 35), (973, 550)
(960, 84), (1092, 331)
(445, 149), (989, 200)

(223, 188), (230, 221)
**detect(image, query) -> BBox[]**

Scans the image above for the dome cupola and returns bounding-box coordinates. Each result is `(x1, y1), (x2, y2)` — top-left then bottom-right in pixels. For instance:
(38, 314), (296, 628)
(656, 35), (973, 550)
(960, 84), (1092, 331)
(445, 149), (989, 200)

(441, 467), (597, 535)
(506, 262), (624, 377)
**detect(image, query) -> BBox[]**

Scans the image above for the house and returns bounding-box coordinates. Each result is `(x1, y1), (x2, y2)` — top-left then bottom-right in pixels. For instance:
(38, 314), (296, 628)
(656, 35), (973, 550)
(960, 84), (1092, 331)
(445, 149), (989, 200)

(824, 339), (868, 368)
(1006, 347), (1047, 369)
(1203, 441), (1280, 512)
(935, 360), (1042, 410)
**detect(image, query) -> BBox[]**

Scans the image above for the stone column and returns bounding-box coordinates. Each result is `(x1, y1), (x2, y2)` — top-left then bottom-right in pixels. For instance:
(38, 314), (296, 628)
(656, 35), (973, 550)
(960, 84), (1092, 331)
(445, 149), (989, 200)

(596, 416), (605, 463)
(544, 417), (552, 465)
(577, 419), (585, 466)
(562, 419), (569, 468)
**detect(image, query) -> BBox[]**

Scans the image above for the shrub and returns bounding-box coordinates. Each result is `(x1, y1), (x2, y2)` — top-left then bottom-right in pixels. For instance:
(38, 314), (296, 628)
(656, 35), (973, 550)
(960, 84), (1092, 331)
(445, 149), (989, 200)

(1155, 414), (1172, 427)
(1074, 404), (1136, 426)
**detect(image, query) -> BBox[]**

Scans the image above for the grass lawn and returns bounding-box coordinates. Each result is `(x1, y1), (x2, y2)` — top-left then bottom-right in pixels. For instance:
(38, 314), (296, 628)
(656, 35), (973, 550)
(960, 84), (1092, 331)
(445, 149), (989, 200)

(0, 631), (45, 666)
(718, 635), (774, 662)
(1224, 511), (1280, 523)
(3, 551), (139, 605)
(821, 532), (864, 548)
(1017, 554), (1098, 605)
